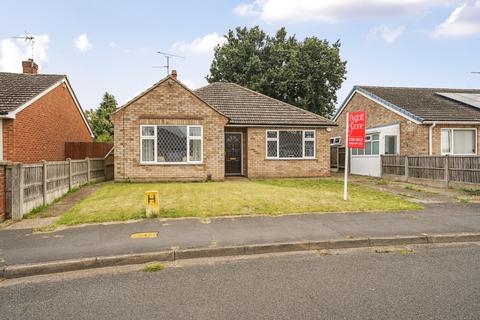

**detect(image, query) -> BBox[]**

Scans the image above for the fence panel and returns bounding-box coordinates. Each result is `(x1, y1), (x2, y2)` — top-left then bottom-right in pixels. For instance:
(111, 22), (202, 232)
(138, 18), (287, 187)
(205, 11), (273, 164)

(6, 157), (113, 220)
(65, 142), (113, 159)
(381, 155), (480, 186)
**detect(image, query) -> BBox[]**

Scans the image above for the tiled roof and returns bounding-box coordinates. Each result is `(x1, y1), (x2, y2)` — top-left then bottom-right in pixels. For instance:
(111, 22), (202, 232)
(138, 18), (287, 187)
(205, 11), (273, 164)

(357, 86), (480, 122)
(195, 82), (335, 126)
(0, 72), (65, 114)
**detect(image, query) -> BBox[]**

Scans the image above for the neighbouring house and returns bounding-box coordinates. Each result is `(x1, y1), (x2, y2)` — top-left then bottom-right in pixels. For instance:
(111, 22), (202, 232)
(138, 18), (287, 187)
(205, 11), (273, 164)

(0, 59), (94, 163)
(111, 70), (335, 181)
(331, 86), (480, 177)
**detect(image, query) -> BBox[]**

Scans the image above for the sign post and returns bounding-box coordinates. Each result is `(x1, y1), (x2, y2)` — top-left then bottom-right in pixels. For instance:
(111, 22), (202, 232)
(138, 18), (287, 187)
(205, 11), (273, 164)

(145, 190), (160, 218)
(344, 111), (366, 201)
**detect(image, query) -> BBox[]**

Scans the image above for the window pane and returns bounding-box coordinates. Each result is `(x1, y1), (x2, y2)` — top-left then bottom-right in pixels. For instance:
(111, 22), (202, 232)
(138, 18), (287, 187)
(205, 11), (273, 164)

(267, 140), (277, 157)
(304, 140), (315, 157)
(365, 141), (372, 155)
(142, 139), (154, 162)
(157, 126), (187, 162)
(372, 141), (379, 155)
(267, 131), (277, 139)
(189, 126), (201, 137)
(441, 130), (451, 154)
(384, 136), (397, 155)
(358, 148), (364, 155)
(352, 148), (357, 155)
(453, 130), (475, 154)
(304, 131), (314, 139)
(372, 133), (379, 141)
(142, 126), (155, 136)
(189, 139), (201, 162)
(279, 131), (303, 158)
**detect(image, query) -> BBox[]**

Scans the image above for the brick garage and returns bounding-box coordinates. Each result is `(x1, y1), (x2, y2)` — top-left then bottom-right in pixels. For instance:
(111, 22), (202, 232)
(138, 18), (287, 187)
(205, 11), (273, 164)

(111, 71), (336, 181)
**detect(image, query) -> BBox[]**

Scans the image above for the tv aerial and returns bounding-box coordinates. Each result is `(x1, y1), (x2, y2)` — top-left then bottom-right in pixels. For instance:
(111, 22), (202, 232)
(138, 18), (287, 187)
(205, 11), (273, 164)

(12, 32), (35, 59)
(153, 51), (185, 75)
(472, 72), (480, 74)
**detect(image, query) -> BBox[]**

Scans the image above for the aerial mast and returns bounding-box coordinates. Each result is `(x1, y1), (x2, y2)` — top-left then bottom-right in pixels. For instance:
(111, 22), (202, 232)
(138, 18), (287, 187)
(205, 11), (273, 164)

(153, 51), (185, 75)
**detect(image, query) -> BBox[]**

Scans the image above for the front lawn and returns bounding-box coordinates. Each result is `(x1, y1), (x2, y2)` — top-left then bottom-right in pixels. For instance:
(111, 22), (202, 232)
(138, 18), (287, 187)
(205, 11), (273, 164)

(52, 179), (421, 226)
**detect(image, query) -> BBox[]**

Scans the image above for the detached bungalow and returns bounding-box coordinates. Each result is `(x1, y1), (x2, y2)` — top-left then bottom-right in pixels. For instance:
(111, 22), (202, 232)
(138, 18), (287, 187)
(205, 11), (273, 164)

(331, 86), (480, 177)
(111, 71), (335, 181)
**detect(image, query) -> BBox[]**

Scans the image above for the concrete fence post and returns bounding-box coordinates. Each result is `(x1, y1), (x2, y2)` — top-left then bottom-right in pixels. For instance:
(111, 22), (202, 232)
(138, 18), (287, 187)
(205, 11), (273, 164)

(404, 156), (409, 182)
(42, 160), (47, 205)
(67, 158), (73, 189)
(11, 163), (24, 220)
(86, 158), (91, 183)
(444, 155), (449, 188)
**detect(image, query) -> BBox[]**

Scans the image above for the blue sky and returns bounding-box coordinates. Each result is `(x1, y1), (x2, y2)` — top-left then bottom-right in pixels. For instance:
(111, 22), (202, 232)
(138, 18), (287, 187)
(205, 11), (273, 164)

(1, 0), (479, 111)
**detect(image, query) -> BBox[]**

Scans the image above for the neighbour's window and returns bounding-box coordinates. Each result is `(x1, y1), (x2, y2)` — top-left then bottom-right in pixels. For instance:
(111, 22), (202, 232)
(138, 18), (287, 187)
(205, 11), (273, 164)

(441, 129), (476, 155)
(330, 136), (341, 145)
(352, 133), (379, 156)
(140, 125), (203, 164)
(266, 130), (316, 159)
(384, 135), (398, 155)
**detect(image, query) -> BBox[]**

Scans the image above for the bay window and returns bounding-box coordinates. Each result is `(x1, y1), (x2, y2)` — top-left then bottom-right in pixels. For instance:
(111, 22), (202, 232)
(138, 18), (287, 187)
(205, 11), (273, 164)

(266, 130), (316, 159)
(140, 125), (203, 164)
(441, 129), (476, 155)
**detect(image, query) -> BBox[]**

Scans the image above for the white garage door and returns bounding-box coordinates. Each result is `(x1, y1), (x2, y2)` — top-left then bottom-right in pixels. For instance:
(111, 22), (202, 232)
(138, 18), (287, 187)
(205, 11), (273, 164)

(350, 123), (399, 177)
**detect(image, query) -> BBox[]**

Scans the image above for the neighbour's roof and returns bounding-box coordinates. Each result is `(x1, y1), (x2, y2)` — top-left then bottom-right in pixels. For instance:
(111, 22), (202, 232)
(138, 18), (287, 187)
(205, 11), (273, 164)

(195, 82), (335, 126)
(0, 72), (65, 114)
(356, 86), (480, 122)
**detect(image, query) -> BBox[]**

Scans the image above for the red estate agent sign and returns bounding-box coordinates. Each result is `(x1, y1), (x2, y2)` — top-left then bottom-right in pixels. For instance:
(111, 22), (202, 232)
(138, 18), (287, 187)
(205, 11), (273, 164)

(347, 111), (366, 149)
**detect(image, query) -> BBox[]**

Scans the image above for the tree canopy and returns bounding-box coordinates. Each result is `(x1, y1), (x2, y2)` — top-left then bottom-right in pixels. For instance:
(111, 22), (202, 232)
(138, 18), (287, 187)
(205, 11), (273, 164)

(207, 26), (347, 117)
(86, 92), (117, 142)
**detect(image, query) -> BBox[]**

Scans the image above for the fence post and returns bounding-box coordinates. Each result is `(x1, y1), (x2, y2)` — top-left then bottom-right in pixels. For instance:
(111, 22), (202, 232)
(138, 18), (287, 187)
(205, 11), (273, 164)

(67, 158), (73, 189)
(86, 158), (91, 183)
(11, 163), (24, 220)
(103, 159), (108, 181)
(404, 156), (409, 182)
(42, 160), (47, 205)
(444, 155), (449, 188)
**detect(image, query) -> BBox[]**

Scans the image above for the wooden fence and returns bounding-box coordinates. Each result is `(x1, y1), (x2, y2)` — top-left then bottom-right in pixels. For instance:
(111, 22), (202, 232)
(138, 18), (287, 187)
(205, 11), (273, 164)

(381, 155), (480, 187)
(5, 158), (112, 220)
(65, 142), (113, 159)
(330, 146), (346, 170)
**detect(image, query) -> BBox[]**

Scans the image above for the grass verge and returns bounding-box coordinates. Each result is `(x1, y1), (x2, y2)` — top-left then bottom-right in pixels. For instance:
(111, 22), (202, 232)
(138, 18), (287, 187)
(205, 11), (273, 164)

(46, 179), (421, 228)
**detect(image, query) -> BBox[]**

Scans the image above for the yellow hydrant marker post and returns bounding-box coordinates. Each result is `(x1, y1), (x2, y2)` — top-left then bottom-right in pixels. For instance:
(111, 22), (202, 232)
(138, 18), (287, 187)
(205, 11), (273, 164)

(145, 191), (160, 218)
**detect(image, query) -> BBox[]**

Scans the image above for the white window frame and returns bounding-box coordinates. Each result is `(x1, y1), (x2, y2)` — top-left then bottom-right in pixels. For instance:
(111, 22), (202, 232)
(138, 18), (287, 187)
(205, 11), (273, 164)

(352, 133), (380, 157)
(265, 129), (316, 160)
(330, 136), (341, 146)
(140, 125), (203, 165)
(441, 128), (477, 156)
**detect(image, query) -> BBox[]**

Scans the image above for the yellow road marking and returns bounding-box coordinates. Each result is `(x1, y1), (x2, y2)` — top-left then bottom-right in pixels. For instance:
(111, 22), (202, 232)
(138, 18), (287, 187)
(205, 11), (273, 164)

(130, 232), (158, 239)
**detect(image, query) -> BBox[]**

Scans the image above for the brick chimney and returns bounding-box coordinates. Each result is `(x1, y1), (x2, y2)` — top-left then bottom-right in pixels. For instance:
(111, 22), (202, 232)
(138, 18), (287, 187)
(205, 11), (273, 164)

(171, 70), (177, 80)
(22, 59), (38, 75)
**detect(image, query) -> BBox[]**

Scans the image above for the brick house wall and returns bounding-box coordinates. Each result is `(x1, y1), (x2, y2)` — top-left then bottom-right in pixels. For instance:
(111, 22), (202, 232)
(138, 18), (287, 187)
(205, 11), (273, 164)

(0, 163), (5, 221)
(111, 78), (228, 182)
(246, 127), (331, 178)
(331, 92), (430, 155)
(2, 83), (92, 163)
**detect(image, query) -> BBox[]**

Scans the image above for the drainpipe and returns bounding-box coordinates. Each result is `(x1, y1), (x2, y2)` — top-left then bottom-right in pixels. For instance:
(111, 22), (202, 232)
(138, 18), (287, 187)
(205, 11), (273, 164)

(428, 122), (436, 156)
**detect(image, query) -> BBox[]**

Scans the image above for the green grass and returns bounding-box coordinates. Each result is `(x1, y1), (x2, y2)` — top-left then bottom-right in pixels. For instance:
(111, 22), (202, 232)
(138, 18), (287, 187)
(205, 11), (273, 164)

(143, 262), (165, 272)
(51, 179), (421, 227)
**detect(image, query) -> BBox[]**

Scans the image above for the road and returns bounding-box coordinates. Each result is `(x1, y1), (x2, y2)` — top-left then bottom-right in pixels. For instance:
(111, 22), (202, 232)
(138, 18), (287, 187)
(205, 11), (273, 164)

(1, 243), (480, 319)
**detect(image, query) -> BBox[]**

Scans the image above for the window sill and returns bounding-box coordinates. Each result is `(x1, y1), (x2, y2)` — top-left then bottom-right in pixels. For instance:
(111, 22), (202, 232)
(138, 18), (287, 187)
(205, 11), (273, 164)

(139, 162), (204, 166)
(265, 158), (316, 161)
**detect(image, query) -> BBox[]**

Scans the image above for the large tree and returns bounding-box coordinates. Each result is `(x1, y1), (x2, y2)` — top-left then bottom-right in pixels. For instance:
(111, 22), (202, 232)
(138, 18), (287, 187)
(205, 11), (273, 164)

(86, 92), (117, 142)
(207, 26), (347, 117)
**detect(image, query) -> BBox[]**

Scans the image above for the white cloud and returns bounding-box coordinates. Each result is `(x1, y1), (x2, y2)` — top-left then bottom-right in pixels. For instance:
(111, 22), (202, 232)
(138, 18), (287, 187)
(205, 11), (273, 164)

(433, 1), (480, 37)
(108, 41), (117, 49)
(234, 0), (452, 22)
(171, 32), (227, 55)
(0, 34), (49, 72)
(370, 25), (406, 43)
(74, 33), (92, 52)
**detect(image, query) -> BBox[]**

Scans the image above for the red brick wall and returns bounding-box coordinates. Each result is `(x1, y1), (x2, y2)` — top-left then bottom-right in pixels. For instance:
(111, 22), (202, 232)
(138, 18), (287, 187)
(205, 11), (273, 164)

(3, 83), (92, 163)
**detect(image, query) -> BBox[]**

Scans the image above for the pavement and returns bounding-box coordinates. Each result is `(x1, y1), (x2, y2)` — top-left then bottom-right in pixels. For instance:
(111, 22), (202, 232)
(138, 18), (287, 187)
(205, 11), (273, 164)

(1, 243), (479, 319)
(0, 202), (479, 268)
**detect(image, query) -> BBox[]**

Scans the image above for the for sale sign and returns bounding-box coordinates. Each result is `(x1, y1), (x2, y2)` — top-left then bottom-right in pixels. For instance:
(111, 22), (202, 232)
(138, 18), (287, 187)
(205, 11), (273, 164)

(347, 111), (366, 149)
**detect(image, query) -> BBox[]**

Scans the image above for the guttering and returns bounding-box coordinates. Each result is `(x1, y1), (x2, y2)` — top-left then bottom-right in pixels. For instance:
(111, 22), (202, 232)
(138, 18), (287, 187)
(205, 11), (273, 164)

(428, 122), (436, 156)
(423, 121), (480, 125)
(225, 124), (337, 128)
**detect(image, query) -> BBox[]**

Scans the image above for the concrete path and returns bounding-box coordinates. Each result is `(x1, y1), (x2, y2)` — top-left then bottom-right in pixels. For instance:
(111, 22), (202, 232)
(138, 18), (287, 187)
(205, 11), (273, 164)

(0, 202), (479, 266)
